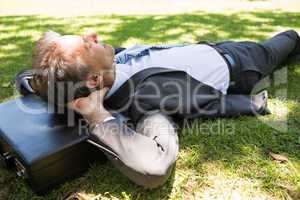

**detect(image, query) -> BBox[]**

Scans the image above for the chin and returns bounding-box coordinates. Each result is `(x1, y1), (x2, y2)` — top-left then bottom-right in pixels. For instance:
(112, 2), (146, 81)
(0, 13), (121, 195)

(103, 72), (115, 89)
(102, 60), (116, 88)
(105, 44), (115, 57)
(104, 79), (114, 89)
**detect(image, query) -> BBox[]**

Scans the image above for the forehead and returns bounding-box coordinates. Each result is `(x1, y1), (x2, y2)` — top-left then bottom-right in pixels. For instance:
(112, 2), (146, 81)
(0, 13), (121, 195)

(56, 35), (84, 53)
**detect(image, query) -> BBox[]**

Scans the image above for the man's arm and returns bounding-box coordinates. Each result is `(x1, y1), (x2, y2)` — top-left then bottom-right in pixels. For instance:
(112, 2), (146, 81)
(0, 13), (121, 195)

(126, 72), (270, 122)
(89, 112), (178, 188)
(68, 89), (179, 188)
(201, 90), (270, 118)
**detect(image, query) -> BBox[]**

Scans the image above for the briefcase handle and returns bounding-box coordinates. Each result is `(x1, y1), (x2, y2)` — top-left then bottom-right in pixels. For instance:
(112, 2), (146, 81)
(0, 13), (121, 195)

(0, 152), (27, 178)
(0, 152), (14, 168)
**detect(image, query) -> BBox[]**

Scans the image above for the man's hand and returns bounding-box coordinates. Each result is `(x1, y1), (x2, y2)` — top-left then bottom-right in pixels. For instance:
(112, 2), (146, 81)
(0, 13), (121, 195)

(67, 87), (112, 124)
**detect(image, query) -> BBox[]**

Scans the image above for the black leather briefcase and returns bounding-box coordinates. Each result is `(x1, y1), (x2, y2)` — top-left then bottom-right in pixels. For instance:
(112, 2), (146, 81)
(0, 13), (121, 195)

(0, 94), (107, 193)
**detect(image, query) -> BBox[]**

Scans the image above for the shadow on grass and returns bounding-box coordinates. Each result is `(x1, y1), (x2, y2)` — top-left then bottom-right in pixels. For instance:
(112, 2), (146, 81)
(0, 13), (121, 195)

(0, 11), (299, 199)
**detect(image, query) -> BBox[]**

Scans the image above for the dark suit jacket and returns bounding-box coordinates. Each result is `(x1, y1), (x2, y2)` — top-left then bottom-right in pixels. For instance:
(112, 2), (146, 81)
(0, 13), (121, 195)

(103, 67), (269, 124)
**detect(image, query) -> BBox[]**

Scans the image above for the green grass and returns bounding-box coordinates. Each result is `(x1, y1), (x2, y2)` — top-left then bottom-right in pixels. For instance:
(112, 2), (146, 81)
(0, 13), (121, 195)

(0, 11), (300, 200)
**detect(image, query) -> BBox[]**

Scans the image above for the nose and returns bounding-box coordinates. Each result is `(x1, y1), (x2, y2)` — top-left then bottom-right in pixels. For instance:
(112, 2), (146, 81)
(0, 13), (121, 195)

(84, 30), (99, 43)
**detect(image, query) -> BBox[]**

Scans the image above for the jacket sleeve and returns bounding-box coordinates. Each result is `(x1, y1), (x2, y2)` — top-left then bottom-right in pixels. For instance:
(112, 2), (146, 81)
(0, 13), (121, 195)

(87, 112), (179, 188)
(203, 90), (271, 118)
(125, 72), (270, 122)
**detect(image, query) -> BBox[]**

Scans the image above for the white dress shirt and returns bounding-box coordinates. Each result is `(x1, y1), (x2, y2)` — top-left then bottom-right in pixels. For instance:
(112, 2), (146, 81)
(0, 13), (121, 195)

(106, 44), (230, 97)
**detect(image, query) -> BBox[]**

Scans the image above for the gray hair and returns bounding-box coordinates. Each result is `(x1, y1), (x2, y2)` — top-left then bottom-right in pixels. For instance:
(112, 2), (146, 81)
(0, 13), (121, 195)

(31, 31), (90, 105)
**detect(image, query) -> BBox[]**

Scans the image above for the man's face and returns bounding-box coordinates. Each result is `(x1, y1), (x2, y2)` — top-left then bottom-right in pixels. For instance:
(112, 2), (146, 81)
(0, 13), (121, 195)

(56, 32), (116, 87)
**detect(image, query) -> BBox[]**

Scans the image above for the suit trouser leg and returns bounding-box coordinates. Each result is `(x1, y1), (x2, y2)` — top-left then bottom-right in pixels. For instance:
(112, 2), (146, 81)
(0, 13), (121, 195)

(243, 30), (300, 93)
(259, 29), (300, 72)
(221, 30), (299, 94)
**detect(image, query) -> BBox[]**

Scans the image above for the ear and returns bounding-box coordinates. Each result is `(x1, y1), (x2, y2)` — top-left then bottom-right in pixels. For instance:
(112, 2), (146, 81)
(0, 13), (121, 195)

(85, 74), (103, 89)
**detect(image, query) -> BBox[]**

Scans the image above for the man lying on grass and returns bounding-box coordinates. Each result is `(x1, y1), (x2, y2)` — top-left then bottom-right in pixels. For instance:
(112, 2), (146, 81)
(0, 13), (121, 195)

(17, 29), (300, 188)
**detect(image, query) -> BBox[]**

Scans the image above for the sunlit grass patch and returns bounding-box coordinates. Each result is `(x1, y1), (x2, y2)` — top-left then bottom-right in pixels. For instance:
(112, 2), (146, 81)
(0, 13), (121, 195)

(0, 10), (299, 200)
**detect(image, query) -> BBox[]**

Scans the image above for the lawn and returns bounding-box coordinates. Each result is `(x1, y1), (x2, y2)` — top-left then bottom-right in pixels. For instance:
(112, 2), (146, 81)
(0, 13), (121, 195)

(0, 11), (300, 200)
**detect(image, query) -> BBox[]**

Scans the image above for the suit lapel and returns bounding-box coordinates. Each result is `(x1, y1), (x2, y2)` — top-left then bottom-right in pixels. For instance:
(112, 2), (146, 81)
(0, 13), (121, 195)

(104, 67), (183, 110)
